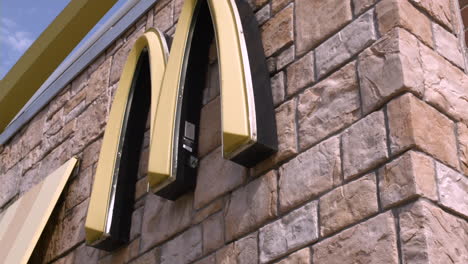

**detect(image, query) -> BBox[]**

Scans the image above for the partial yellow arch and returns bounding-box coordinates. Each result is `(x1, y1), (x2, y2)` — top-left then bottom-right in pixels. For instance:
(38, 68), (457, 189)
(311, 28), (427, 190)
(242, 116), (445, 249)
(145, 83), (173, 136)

(85, 28), (169, 245)
(148, 0), (256, 191)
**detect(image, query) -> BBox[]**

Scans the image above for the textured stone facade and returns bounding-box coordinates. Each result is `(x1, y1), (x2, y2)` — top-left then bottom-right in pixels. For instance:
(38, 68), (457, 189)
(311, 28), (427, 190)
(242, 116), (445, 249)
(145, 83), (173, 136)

(1, 0), (468, 263)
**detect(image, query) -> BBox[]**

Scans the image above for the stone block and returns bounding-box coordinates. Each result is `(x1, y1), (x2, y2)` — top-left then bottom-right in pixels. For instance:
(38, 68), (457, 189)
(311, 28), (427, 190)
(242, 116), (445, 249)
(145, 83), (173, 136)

(194, 147), (246, 209)
(198, 98), (221, 157)
(432, 22), (465, 68)
(295, 0), (352, 55)
(70, 70), (88, 96)
(276, 45), (295, 70)
(130, 206), (144, 240)
(193, 255), (215, 264)
(202, 212), (224, 254)
(399, 200), (468, 264)
(261, 4), (294, 57)
(255, 4), (270, 25)
(154, 2), (173, 33)
(279, 136), (341, 212)
(319, 173), (378, 236)
(458, 122), (468, 175)
(128, 247), (159, 264)
(259, 201), (318, 263)
(81, 139), (102, 170)
(87, 57), (111, 104)
(247, 0), (269, 10)
(160, 226), (202, 264)
(358, 28), (424, 114)
(110, 27), (145, 85)
(342, 111), (388, 180)
(140, 194), (193, 251)
(277, 248), (311, 264)
(73, 244), (99, 264)
(225, 171), (277, 241)
(376, 0), (433, 47)
(271, 72), (285, 106)
(21, 111), (46, 154)
(418, 38), (468, 125)
(313, 212), (399, 264)
(316, 10), (376, 78)
(436, 162), (468, 217)
(286, 50), (315, 95)
(272, 0), (292, 14)
(64, 166), (93, 212)
(216, 233), (258, 264)
(387, 93), (459, 168)
(298, 61), (360, 149)
(192, 197), (224, 225)
(0, 165), (20, 208)
(409, 0), (454, 30)
(378, 151), (437, 209)
(353, 0), (377, 15)
(252, 99), (297, 175)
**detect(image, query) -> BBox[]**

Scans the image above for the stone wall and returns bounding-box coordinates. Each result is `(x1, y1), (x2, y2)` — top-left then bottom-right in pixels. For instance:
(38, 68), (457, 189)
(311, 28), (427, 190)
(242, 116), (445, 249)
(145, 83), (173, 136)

(1, 0), (468, 263)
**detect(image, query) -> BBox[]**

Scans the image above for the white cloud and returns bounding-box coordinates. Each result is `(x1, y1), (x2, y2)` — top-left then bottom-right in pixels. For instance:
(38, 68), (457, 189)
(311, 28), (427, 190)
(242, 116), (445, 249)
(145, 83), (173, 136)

(0, 17), (33, 53)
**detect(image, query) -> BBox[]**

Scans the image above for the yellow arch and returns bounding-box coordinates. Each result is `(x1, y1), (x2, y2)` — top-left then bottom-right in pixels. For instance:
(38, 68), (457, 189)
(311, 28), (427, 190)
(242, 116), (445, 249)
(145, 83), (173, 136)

(148, 0), (255, 191)
(85, 28), (169, 245)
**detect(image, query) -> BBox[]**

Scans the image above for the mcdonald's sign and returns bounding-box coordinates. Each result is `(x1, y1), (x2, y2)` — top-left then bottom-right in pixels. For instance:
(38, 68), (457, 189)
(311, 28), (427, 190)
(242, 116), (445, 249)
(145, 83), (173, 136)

(85, 0), (277, 250)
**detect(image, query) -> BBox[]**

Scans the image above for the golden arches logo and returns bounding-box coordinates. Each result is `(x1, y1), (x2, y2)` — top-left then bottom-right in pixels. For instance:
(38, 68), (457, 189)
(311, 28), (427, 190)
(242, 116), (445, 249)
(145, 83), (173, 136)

(85, 0), (277, 250)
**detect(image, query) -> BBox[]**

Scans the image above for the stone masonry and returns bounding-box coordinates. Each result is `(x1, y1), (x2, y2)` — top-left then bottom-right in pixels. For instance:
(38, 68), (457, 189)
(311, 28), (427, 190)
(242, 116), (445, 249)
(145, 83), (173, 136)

(1, 0), (468, 263)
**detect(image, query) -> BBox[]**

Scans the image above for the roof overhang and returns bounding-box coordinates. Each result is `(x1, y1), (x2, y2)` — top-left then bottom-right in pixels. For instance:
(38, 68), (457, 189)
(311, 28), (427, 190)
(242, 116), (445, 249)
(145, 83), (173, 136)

(0, 0), (117, 132)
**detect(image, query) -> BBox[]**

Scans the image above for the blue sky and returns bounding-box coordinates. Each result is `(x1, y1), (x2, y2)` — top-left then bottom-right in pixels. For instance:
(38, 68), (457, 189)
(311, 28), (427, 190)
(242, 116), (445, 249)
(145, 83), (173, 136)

(0, 0), (127, 79)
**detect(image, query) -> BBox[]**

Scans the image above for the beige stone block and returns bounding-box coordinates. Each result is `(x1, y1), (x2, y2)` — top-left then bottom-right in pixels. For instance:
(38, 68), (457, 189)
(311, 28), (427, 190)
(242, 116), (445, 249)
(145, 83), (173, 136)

(276, 45), (295, 70)
(279, 136), (341, 212)
(255, 4), (270, 25)
(2, 136), (22, 171)
(432, 22), (465, 68)
(320, 173), (378, 236)
(271, 72), (285, 106)
(21, 110), (46, 154)
(134, 177), (148, 201)
(272, 0), (292, 14)
(261, 4), (293, 57)
(64, 89), (87, 121)
(81, 139), (102, 170)
(192, 196), (224, 225)
(376, 0), (433, 47)
(295, 0), (352, 55)
(436, 162), (468, 217)
(194, 255), (215, 264)
(202, 212), (224, 254)
(224, 171), (277, 241)
(87, 57), (111, 104)
(247, 0), (269, 10)
(342, 111), (388, 180)
(64, 166), (93, 212)
(71, 94), (108, 154)
(0, 165), (20, 208)
(399, 200), (468, 264)
(259, 201), (318, 263)
(286, 50), (315, 95)
(458, 122), (468, 175)
(70, 67), (88, 95)
(110, 27), (145, 85)
(409, 0), (454, 30)
(252, 99), (297, 175)
(418, 39), (468, 125)
(154, 2), (173, 33)
(198, 98), (221, 157)
(173, 0), (184, 21)
(140, 194), (193, 251)
(378, 151), (437, 209)
(353, 0), (377, 15)
(160, 226), (202, 264)
(128, 247), (159, 264)
(216, 232), (258, 264)
(313, 212), (399, 264)
(358, 28), (425, 114)
(277, 248), (311, 264)
(387, 93), (459, 168)
(315, 10), (376, 78)
(194, 147), (246, 209)
(298, 61), (360, 149)
(73, 243), (99, 264)
(145, 8), (154, 30)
